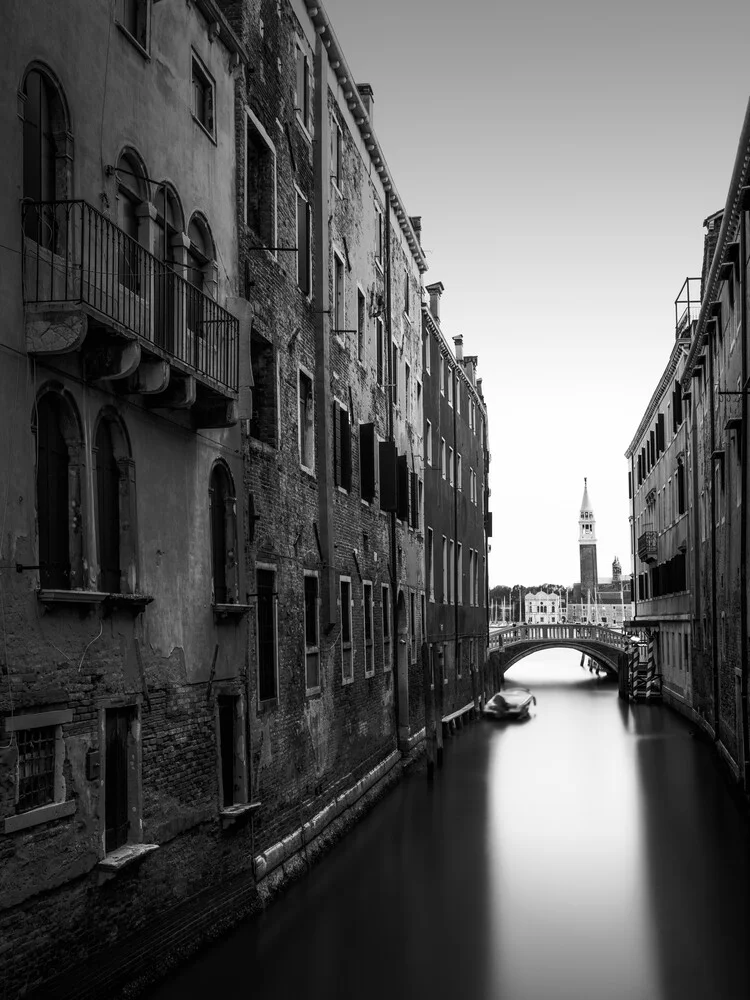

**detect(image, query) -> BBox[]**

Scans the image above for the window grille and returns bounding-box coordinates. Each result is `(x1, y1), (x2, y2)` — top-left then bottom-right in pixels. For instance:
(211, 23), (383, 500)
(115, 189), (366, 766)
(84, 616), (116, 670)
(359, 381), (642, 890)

(17, 726), (56, 812)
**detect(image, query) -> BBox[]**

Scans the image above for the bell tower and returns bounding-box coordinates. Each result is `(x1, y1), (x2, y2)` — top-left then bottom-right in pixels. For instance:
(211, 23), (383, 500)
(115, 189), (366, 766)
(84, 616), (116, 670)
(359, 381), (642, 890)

(579, 478), (598, 604)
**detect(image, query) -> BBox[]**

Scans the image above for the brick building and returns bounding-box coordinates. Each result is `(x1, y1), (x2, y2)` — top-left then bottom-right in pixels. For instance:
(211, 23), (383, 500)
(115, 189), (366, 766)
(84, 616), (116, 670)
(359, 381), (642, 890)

(622, 98), (750, 788)
(625, 281), (694, 702)
(0, 1), (256, 996)
(422, 282), (490, 721)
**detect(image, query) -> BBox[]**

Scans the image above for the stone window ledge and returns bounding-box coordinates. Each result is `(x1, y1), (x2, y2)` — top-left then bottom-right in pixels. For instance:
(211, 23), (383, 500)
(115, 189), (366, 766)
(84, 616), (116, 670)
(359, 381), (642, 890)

(213, 602), (252, 621)
(38, 589), (108, 606)
(97, 843), (159, 873)
(220, 802), (261, 830)
(4, 799), (76, 834)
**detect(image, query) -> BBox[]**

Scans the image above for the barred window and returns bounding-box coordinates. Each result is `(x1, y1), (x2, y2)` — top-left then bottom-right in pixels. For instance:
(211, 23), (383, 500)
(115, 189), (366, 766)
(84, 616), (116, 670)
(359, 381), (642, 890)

(17, 726), (56, 812)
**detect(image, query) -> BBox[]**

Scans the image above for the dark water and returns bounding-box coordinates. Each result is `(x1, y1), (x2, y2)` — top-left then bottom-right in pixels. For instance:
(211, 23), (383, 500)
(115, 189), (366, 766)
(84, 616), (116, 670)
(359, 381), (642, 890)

(147, 651), (750, 1000)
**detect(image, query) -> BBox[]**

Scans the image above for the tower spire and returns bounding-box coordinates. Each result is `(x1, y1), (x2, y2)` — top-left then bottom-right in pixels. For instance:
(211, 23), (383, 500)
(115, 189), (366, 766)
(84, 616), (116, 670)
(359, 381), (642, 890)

(578, 478), (598, 605)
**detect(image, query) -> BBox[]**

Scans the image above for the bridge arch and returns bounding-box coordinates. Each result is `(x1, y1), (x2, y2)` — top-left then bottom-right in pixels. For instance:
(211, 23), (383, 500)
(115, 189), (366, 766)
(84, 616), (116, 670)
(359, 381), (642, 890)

(488, 624), (633, 686)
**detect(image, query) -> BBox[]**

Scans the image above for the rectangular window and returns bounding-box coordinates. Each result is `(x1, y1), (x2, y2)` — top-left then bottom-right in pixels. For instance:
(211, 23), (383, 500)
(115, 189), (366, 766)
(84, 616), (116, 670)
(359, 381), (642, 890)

(457, 453), (462, 491)
(340, 577), (353, 682)
(359, 422), (376, 502)
(475, 555), (480, 608)
(246, 113), (276, 247)
(333, 401), (352, 491)
(427, 528), (434, 601)
(441, 439), (446, 480)
(105, 706), (135, 853)
(442, 536), (448, 604)
(403, 271), (410, 317)
(410, 470), (420, 530)
(457, 638), (462, 679)
(375, 206), (383, 267)
(447, 369), (453, 407)
(391, 343), (398, 406)
(218, 695), (246, 807)
(296, 190), (311, 294)
(295, 42), (310, 131)
(299, 370), (314, 472)
(405, 363), (411, 419)
(376, 317), (384, 386)
(17, 726), (56, 812)
(457, 542), (463, 604)
(449, 539), (455, 604)
(440, 357), (445, 396)
(426, 421), (432, 466)
(468, 550), (474, 605)
(304, 573), (320, 692)
(257, 568), (277, 701)
(396, 454), (409, 522)
(364, 581), (374, 676)
(448, 447), (454, 486)
(382, 584), (391, 671)
(424, 332), (431, 374)
(333, 251), (345, 335)
(191, 54), (215, 138)
(331, 118), (342, 189)
(250, 330), (276, 446)
(409, 591), (417, 663)
(357, 288), (366, 362)
(456, 379), (461, 415)
(120, 0), (149, 49)
(420, 592), (426, 645)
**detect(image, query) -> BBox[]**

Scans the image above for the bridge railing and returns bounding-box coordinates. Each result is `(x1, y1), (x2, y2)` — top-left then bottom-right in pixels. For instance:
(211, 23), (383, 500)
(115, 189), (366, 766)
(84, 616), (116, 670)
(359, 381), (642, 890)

(488, 623), (632, 652)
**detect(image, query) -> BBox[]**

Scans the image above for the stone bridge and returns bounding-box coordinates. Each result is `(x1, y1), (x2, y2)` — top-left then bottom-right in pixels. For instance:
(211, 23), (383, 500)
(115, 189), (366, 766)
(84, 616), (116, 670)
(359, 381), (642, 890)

(487, 623), (633, 683)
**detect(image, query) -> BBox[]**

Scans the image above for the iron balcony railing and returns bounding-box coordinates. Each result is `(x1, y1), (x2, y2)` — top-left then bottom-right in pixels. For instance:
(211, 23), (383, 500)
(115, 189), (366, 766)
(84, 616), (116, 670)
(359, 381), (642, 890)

(674, 277), (701, 340)
(22, 200), (239, 392)
(637, 529), (658, 563)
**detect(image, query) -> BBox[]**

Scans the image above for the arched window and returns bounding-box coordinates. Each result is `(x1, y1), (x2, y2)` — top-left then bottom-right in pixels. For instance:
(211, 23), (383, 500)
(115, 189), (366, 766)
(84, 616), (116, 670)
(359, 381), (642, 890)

(154, 185), (184, 354)
(115, 149), (147, 292)
(34, 389), (84, 590)
(209, 463), (237, 605)
(186, 215), (216, 368)
(22, 67), (69, 246)
(93, 411), (137, 595)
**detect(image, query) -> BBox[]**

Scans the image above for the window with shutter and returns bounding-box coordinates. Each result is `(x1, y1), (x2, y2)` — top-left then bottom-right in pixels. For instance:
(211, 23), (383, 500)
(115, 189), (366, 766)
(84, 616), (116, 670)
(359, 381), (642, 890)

(359, 423), (376, 501)
(379, 441), (397, 511)
(341, 408), (352, 491)
(410, 470), (419, 529)
(396, 454), (409, 521)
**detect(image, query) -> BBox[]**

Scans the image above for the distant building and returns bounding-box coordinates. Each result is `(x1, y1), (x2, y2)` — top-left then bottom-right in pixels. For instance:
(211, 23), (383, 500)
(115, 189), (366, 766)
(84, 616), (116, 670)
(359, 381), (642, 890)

(525, 590), (561, 624)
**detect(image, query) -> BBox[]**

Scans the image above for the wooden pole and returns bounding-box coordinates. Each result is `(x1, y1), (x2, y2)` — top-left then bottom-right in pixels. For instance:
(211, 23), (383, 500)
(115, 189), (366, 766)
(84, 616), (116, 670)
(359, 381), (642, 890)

(421, 642), (434, 777)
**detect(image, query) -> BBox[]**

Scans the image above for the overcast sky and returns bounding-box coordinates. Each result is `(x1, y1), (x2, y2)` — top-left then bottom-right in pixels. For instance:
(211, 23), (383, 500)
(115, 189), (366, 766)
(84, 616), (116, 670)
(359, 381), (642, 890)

(323, 0), (750, 587)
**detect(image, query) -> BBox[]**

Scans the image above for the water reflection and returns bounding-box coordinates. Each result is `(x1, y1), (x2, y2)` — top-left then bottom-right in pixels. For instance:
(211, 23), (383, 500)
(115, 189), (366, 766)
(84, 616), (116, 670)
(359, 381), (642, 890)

(147, 650), (749, 1000)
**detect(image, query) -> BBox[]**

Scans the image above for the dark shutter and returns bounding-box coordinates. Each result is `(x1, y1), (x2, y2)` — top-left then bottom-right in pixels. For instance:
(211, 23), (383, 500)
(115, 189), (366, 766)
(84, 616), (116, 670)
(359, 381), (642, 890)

(484, 512), (493, 537)
(332, 402), (340, 486)
(257, 570), (276, 701)
(397, 455), (409, 521)
(37, 396), (70, 589)
(657, 413), (665, 454)
(105, 708), (130, 853)
(410, 471), (419, 529)
(376, 321), (383, 385)
(379, 441), (397, 511)
(341, 408), (352, 491)
(96, 420), (121, 593)
(360, 423), (376, 501)
(218, 697), (235, 807)
(674, 381), (683, 427)
(628, 471), (632, 499)
(210, 468), (227, 604)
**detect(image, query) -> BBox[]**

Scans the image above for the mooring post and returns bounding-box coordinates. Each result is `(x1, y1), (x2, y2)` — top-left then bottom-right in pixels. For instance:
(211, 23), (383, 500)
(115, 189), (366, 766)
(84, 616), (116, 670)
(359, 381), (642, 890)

(421, 642), (435, 777)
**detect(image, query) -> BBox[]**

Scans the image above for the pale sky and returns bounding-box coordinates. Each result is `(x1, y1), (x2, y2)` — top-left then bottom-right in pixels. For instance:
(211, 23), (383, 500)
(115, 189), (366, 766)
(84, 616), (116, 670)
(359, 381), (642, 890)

(323, 0), (750, 587)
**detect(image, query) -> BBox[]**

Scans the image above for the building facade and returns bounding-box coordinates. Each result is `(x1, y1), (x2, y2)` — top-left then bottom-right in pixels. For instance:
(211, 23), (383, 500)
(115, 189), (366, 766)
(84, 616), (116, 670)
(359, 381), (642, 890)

(1, 1), (253, 995)
(625, 291), (693, 703)
(422, 282), (491, 719)
(525, 590), (561, 624)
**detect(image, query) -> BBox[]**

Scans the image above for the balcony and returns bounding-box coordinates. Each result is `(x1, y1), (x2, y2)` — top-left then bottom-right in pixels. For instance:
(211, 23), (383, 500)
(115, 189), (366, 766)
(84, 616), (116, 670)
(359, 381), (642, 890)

(637, 529), (657, 564)
(22, 200), (239, 426)
(674, 277), (701, 341)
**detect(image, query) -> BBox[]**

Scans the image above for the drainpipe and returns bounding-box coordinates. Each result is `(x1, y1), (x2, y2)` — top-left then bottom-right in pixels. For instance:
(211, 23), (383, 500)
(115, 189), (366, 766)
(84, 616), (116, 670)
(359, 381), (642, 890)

(708, 328), (719, 737)
(452, 371), (459, 676)
(385, 196), (401, 740)
(313, 37), (336, 629)
(740, 201), (749, 787)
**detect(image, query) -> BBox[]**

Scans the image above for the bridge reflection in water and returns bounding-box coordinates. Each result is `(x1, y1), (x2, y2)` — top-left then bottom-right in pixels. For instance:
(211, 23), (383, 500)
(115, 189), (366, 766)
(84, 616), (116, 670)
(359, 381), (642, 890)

(147, 650), (750, 1000)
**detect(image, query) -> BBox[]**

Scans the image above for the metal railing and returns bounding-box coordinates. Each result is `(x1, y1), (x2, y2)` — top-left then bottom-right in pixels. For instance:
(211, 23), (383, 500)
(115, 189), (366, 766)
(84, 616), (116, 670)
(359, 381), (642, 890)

(22, 200), (239, 392)
(488, 623), (631, 652)
(674, 277), (701, 340)
(637, 529), (657, 563)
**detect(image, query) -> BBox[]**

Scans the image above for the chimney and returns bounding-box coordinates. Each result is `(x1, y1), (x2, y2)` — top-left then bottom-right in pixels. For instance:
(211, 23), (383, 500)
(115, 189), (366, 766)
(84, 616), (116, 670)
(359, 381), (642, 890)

(356, 83), (374, 124)
(426, 281), (444, 322)
(409, 216), (422, 246)
(453, 335), (463, 361)
(701, 209), (723, 301)
(476, 376), (483, 398)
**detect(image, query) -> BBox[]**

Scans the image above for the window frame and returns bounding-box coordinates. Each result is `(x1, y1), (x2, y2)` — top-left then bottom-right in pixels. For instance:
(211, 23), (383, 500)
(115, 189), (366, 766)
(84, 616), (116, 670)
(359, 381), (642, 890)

(116, 0), (150, 54)
(3, 709), (75, 833)
(363, 580), (375, 677)
(298, 367), (315, 475)
(357, 285), (366, 364)
(333, 248), (346, 337)
(245, 108), (278, 254)
(382, 583), (392, 672)
(191, 50), (216, 141)
(375, 205), (384, 271)
(295, 186), (311, 296)
(216, 693), (248, 809)
(303, 571), (321, 694)
(340, 575), (354, 684)
(256, 564), (279, 704)
(294, 39), (311, 135)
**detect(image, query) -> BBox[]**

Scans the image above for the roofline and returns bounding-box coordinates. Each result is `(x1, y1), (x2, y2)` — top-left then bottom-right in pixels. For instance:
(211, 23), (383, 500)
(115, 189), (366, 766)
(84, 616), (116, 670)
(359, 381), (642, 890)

(625, 337), (690, 457)
(421, 302), (487, 416)
(303, 0), (428, 274)
(682, 96), (750, 390)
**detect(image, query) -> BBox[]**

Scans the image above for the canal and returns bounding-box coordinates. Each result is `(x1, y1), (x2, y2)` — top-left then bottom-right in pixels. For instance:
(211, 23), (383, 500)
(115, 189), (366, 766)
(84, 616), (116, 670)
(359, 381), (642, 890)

(146, 650), (750, 1000)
